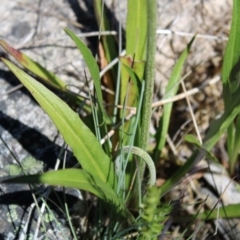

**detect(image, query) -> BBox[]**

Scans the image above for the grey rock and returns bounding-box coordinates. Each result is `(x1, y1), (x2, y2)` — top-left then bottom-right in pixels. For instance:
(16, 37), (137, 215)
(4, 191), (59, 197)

(0, 64), (78, 239)
(0, 0), (88, 238)
(11, 22), (31, 39)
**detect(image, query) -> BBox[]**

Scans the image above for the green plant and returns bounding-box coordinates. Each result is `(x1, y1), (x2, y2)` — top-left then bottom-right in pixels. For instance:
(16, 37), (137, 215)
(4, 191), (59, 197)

(2, 0), (240, 238)
(1, 1), (162, 237)
(221, 0), (240, 176)
(137, 186), (170, 240)
(159, 0), (240, 236)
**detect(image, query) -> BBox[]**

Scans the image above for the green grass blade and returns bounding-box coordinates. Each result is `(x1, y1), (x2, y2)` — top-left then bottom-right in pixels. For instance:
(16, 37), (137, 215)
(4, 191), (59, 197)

(0, 40), (91, 112)
(126, 0), (147, 61)
(1, 169), (128, 218)
(120, 57), (145, 118)
(153, 36), (195, 161)
(2, 59), (116, 189)
(226, 122), (235, 158)
(221, 0), (240, 175)
(122, 63), (142, 91)
(93, 0), (118, 71)
(160, 86), (240, 196)
(184, 134), (218, 162)
(222, 0), (240, 103)
(228, 116), (240, 174)
(64, 28), (108, 120)
(0, 40), (65, 89)
(174, 203), (240, 221)
(120, 0), (147, 120)
(197, 203), (240, 220)
(160, 149), (206, 196)
(203, 87), (240, 150)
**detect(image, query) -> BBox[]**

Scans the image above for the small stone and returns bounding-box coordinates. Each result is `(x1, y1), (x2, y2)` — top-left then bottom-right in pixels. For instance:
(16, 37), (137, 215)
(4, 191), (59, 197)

(11, 21), (31, 39)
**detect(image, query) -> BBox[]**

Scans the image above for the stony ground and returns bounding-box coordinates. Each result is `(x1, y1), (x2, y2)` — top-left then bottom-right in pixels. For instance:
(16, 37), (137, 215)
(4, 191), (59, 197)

(0, 0), (238, 239)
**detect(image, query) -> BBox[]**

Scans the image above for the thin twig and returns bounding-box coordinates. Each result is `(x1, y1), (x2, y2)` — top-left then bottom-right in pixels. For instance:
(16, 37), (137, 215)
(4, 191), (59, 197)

(17, 29), (228, 50)
(156, 29), (228, 41)
(180, 77), (202, 144)
(116, 75), (220, 115)
(2, 84), (23, 96)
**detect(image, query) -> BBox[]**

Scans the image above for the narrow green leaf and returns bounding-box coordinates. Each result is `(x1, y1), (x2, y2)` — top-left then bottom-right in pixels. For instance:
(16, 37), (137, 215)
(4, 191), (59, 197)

(63, 28), (108, 120)
(0, 40), (65, 89)
(2, 169), (129, 218)
(120, 0), (147, 121)
(222, 0), (240, 102)
(126, 0), (147, 61)
(203, 87), (240, 150)
(0, 40), (91, 112)
(197, 203), (240, 220)
(120, 58), (144, 117)
(160, 87), (240, 196)
(184, 134), (201, 146)
(174, 203), (240, 221)
(153, 36), (195, 160)
(184, 134), (218, 162)
(160, 149), (206, 196)
(221, 0), (240, 175)
(93, 0), (118, 73)
(229, 116), (240, 174)
(120, 0), (147, 130)
(122, 63), (142, 93)
(226, 122), (235, 157)
(2, 59), (116, 189)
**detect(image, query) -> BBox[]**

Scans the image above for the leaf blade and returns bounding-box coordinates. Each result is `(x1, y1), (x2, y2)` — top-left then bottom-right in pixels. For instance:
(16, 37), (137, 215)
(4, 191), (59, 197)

(0, 40), (91, 112)
(2, 59), (116, 189)
(153, 36), (195, 160)
(2, 169), (128, 217)
(63, 28), (108, 119)
(174, 203), (240, 221)
(0, 40), (65, 89)
(222, 0), (240, 101)
(160, 87), (240, 196)
(126, 0), (147, 60)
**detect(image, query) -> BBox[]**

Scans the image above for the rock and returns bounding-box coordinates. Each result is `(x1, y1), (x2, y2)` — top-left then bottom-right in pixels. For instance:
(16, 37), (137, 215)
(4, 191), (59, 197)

(0, 0), (88, 238)
(11, 22), (31, 39)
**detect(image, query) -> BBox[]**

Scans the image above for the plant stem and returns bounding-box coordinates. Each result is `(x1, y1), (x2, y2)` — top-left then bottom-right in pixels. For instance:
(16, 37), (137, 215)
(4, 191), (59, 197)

(140, 0), (157, 174)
